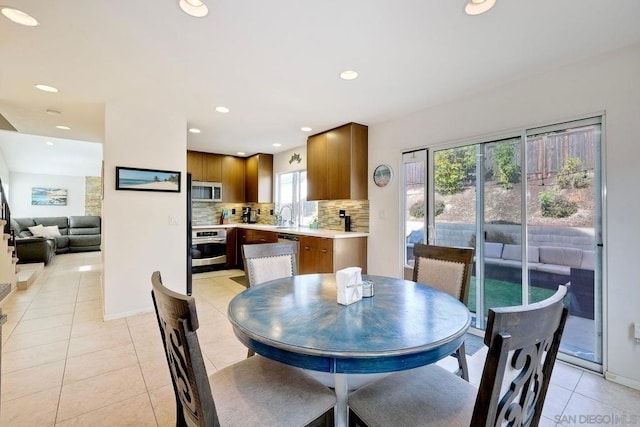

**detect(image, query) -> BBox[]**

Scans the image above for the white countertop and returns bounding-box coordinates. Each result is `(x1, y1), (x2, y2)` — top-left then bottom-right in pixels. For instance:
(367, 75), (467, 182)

(192, 223), (368, 239)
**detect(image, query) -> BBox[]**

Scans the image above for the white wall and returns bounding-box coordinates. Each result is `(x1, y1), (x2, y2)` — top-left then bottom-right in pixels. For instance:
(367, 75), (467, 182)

(273, 145), (307, 174)
(0, 148), (10, 197)
(102, 102), (187, 319)
(9, 172), (87, 217)
(367, 43), (640, 389)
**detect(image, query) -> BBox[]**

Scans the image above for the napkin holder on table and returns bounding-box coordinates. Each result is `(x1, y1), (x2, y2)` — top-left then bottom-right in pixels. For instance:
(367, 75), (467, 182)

(336, 267), (363, 305)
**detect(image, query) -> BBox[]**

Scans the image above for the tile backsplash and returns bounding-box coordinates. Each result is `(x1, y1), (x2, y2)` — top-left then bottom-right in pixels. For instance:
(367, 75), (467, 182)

(192, 202), (275, 225)
(318, 200), (369, 232)
(192, 200), (369, 233)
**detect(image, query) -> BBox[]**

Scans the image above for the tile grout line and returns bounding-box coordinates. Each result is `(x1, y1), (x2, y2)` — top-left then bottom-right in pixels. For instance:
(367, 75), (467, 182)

(126, 306), (166, 427)
(54, 257), (80, 427)
(54, 259), (139, 425)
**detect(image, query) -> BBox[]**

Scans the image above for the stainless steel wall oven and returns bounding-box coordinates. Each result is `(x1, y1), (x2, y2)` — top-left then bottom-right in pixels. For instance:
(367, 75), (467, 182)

(191, 228), (227, 271)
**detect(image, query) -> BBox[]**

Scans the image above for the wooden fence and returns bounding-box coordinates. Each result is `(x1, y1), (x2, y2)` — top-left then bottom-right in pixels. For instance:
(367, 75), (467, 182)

(406, 125), (597, 187)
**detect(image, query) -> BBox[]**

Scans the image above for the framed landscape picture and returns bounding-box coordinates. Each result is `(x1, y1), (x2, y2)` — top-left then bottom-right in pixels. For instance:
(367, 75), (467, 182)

(32, 187), (68, 205)
(115, 166), (181, 193)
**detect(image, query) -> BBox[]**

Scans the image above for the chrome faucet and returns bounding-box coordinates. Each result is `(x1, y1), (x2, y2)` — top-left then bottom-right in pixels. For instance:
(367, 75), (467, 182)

(277, 204), (294, 227)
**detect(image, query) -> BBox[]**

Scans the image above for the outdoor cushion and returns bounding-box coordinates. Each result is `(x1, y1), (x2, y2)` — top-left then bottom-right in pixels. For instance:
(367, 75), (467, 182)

(493, 259), (533, 269)
(484, 242), (503, 259)
(538, 246), (583, 268)
(580, 250), (595, 270)
(502, 244), (540, 263)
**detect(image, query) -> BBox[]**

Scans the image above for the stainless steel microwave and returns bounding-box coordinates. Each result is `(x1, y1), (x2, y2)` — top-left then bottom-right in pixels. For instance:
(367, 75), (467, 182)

(192, 181), (222, 202)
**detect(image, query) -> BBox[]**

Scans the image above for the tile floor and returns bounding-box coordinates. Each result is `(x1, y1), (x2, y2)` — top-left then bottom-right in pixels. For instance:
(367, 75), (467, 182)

(0, 252), (638, 426)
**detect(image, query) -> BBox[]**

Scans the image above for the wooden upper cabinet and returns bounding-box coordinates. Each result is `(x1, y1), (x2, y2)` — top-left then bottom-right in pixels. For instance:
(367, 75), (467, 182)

(307, 123), (368, 201)
(203, 153), (222, 182)
(186, 151), (204, 181)
(326, 125), (352, 200)
(187, 151), (222, 182)
(245, 153), (273, 203)
(221, 155), (245, 202)
(307, 133), (327, 201)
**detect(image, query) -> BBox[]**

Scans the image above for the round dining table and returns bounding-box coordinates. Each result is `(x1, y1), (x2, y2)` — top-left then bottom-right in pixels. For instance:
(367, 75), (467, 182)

(227, 273), (471, 427)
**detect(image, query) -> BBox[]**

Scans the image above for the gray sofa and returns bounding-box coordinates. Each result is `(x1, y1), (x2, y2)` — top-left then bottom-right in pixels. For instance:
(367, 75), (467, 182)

(13, 237), (56, 265)
(483, 242), (594, 278)
(11, 216), (101, 257)
(483, 242), (595, 318)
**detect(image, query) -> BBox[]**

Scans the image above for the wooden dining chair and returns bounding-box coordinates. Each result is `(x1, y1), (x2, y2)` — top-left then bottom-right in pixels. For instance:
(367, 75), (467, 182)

(412, 243), (474, 381)
(242, 241), (298, 287)
(151, 271), (336, 427)
(347, 285), (568, 427)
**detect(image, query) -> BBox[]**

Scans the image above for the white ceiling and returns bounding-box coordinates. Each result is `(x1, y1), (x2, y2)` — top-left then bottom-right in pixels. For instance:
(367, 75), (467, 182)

(1, 0), (640, 176)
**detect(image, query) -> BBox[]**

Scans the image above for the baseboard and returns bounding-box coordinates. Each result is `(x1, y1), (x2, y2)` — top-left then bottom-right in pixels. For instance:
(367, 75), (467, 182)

(604, 370), (640, 391)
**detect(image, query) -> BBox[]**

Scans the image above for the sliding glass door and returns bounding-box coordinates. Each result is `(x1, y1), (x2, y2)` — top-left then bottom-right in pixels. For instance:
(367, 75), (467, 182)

(415, 117), (603, 368)
(525, 119), (603, 366)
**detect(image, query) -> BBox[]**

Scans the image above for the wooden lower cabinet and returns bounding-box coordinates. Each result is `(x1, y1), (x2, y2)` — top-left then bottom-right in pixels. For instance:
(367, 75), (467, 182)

(299, 235), (367, 274)
(231, 228), (367, 274)
(299, 236), (333, 274)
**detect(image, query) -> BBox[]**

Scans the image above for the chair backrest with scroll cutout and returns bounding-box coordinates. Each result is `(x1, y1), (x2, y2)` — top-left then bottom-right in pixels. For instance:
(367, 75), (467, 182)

(472, 285), (569, 427)
(151, 271), (218, 427)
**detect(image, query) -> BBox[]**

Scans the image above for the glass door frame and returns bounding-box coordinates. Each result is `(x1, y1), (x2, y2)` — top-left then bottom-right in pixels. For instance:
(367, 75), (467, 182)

(426, 131), (523, 330)
(524, 116), (605, 372)
(421, 116), (605, 370)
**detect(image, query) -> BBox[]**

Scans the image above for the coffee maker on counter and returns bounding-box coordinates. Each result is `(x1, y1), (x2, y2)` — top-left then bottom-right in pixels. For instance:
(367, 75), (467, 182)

(241, 207), (251, 223)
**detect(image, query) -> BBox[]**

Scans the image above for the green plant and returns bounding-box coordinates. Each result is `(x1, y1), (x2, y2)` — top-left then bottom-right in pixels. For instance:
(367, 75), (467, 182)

(468, 230), (517, 247)
(539, 190), (578, 218)
(434, 146), (476, 194)
(557, 157), (590, 189)
(408, 200), (425, 218)
(494, 143), (521, 189)
(435, 200), (445, 216)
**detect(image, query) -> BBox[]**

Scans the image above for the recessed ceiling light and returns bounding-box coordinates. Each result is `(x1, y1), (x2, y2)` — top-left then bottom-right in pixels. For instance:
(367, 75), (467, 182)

(215, 106), (230, 113)
(1, 7), (38, 26)
(35, 84), (59, 93)
(179, 0), (208, 17)
(272, 143), (282, 147)
(465, 0), (496, 15)
(340, 70), (359, 80)
(188, 128), (201, 134)
(237, 152), (246, 156)
(301, 127), (312, 132)
(55, 125), (71, 130)
(45, 141), (54, 146)
(46, 109), (62, 116)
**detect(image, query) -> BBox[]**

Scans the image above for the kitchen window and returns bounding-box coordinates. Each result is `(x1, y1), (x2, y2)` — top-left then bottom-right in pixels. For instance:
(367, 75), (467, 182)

(275, 170), (317, 226)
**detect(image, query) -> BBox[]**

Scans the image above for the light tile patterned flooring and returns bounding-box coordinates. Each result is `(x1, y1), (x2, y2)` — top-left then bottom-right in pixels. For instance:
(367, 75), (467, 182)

(1, 252), (639, 426)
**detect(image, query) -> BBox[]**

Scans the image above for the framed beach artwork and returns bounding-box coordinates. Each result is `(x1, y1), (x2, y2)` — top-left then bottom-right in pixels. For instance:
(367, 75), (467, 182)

(115, 166), (181, 193)
(32, 187), (68, 205)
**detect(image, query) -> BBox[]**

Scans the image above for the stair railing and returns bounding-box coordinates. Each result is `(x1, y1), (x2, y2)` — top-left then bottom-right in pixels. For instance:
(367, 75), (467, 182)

(0, 178), (15, 254)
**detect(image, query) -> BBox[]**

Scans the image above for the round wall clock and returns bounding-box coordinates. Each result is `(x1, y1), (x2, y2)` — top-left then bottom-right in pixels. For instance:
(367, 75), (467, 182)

(373, 164), (393, 188)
